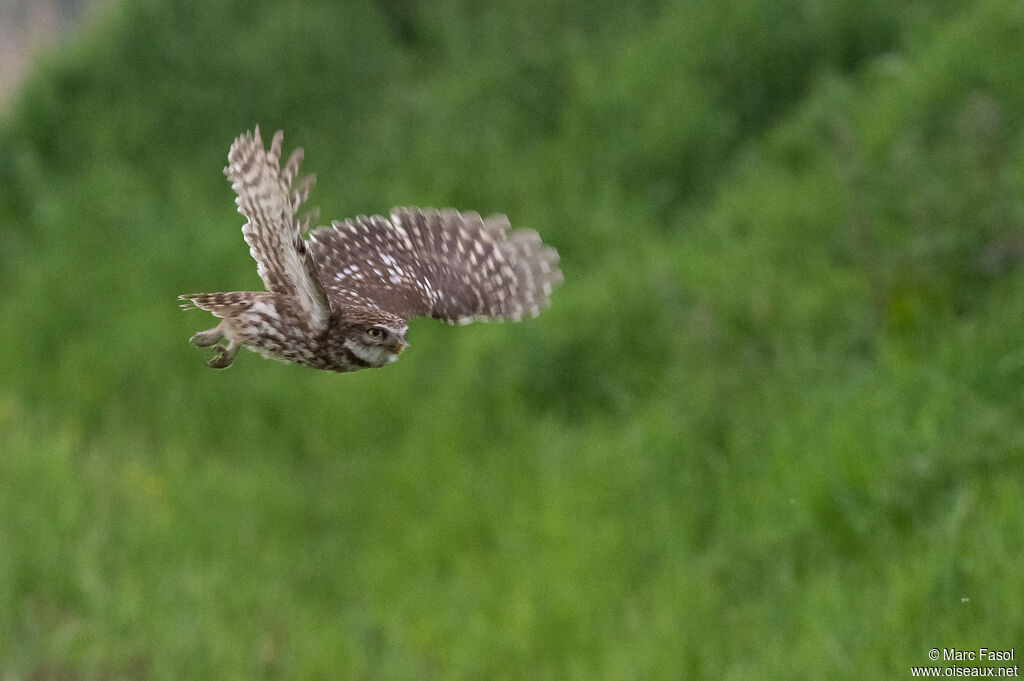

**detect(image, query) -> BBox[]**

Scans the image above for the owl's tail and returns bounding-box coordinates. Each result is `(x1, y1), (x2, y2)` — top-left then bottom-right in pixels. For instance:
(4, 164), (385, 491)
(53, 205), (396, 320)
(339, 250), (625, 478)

(177, 291), (259, 318)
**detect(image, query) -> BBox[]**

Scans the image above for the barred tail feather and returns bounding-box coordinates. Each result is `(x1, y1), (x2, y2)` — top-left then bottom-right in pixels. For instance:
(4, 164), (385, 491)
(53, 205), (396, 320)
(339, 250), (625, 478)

(177, 292), (256, 317)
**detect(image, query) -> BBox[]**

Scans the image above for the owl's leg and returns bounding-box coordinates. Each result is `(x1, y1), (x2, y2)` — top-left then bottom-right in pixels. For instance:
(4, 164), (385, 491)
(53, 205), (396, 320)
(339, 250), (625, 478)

(207, 339), (240, 369)
(189, 324), (224, 347)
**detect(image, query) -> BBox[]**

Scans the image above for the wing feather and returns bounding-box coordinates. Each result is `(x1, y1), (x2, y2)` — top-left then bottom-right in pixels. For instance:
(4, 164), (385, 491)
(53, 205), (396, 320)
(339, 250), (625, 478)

(225, 127), (328, 330)
(308, 207), (562, 323)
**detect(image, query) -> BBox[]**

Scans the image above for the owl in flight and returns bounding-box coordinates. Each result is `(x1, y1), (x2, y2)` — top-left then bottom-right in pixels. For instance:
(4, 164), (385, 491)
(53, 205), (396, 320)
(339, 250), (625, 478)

(179, 127), (562, 372)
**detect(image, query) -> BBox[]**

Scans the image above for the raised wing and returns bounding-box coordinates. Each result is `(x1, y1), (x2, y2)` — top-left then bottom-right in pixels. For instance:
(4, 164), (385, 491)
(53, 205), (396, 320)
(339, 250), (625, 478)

(225, 127), (328, 330)
(308, 207), (562, 323)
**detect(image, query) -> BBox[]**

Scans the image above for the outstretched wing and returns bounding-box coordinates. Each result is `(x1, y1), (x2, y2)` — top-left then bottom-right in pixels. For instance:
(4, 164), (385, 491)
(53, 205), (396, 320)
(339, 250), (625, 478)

(225, 127), (328, 330)
(308, 207), (562, 323)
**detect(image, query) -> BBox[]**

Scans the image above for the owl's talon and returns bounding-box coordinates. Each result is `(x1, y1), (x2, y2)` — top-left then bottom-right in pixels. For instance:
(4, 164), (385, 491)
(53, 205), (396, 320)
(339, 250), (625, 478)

(206, 341), (239, 369)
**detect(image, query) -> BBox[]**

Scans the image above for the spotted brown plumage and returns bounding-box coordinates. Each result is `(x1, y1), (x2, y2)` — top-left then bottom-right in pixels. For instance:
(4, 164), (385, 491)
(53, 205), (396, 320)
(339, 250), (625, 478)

(179, 127), (563, 372)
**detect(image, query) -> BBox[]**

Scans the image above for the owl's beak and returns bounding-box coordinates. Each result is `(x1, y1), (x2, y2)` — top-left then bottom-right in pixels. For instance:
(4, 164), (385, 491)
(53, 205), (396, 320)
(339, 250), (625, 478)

(391, 341), (407, 355)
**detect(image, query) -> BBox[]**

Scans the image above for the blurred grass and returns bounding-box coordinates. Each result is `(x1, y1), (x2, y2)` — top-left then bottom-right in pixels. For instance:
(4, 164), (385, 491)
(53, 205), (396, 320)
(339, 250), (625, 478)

(1, 0), (1023, 678)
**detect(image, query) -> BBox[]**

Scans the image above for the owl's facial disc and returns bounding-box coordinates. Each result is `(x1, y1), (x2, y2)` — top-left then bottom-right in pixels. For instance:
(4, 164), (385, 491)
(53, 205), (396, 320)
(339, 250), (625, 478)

(360, 323), (407, 362)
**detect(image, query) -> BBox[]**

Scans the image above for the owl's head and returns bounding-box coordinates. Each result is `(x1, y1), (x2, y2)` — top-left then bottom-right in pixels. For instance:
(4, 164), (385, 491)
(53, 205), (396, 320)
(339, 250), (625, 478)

(332, 307), (409, 368)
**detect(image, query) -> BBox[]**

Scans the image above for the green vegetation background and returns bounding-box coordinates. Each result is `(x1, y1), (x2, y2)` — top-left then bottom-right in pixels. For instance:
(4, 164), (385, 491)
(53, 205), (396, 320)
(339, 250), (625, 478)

(1, 0), (1022, 678)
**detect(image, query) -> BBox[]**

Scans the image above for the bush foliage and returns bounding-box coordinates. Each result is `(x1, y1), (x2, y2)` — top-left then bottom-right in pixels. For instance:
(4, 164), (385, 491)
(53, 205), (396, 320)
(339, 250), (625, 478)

(1, 0), (1021, 678)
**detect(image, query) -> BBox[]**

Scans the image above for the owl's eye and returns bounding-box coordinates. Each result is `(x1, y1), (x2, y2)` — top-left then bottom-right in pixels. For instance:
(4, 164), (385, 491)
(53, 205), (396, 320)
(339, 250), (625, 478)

(367, 327), (386, 340)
